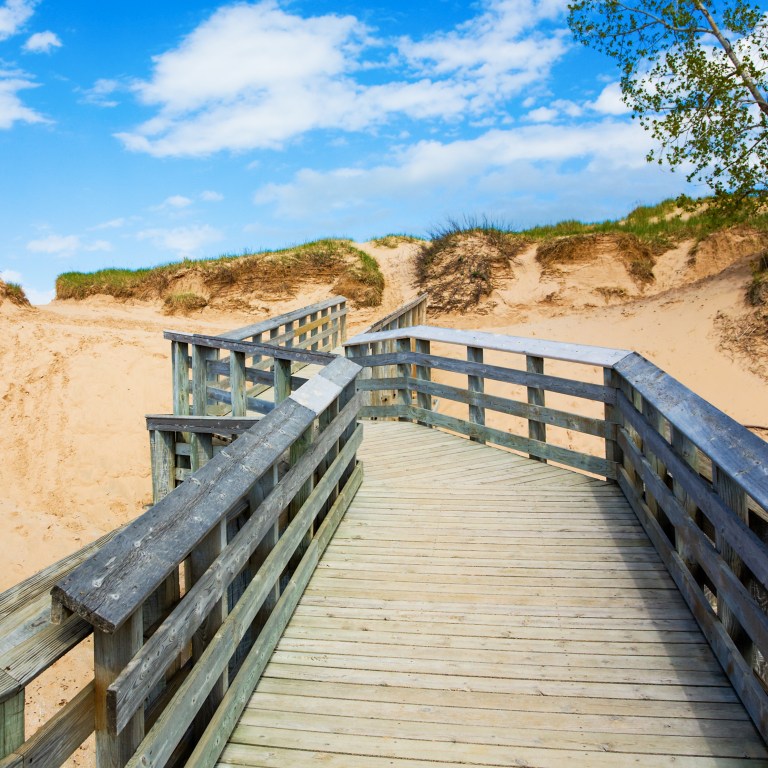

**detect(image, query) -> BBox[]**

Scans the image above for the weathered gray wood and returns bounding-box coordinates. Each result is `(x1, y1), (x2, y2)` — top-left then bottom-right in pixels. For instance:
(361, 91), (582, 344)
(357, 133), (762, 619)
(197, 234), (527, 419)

(150, 430), (175, 503)
(356, 351), (614, 403)
(205, 387), (274, 416)
(122, 461), (363, 768)
(52, 399), (317, 633)
(183, 463), (364, 768)
(413, 339), (432, 415)
(273, 358), (291, 404)
(617, 391), (768, 592)
(229, 351), (247, 418)
(0, 691), (23, 760)
(171, 341), (190, 417)
(190, 433), (213, 474)
(603, 367), (621, 474)
(714, 467), (753, 659)
(395, 338), (411, 410)
(0, 681), (94, 768)
(614, 352), (768, 511)
(400, 405), (613, 478)
(358, 377), (611, 438)
(617, 467), (768, 744)
(617, 429), (768, 660)
(95, 610), (143, 768)
(191, 345), (216, 418)
(526, 355), (546, 460)
(1, 613), (91, 696)
(163, 332), (335, 367)
(345, 325), (631, 368)
(107, 412), (363, 733)
(467, 347), (485, 444)
(361, 294), (428, 335)
(219, 297), (346, 341)
(670, 425), (702, 579)
(206, 360), (308, 390)
(146, 416), (260, 435)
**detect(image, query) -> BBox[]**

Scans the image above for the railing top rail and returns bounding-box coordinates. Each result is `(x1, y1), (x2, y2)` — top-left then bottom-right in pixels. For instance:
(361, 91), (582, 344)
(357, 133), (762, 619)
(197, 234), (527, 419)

(345, 325), (632, 367)
(218, 295), (347, 341)
(615, 352), (768, 510)
(360, 293), (428, 335)
(163, 331), (337, 365)
(51, 356), (361, 634)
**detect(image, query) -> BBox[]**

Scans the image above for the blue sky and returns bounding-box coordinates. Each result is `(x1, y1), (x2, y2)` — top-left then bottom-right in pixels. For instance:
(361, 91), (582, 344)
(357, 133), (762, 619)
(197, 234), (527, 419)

(0, 0), (709, 303)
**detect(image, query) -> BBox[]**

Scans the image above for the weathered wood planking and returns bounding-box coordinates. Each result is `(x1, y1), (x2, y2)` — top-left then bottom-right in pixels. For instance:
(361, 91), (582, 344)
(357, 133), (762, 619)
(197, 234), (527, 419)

(52, 357), (362, 634)
(217, 421), (768, 768)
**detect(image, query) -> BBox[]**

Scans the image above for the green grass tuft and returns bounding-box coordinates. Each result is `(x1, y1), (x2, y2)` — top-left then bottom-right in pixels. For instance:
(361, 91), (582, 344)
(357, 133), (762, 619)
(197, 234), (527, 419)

(3, 281), (31, 306)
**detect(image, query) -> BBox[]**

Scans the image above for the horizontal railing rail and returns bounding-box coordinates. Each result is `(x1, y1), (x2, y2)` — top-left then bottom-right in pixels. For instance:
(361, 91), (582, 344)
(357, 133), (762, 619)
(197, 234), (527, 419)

(0, 526), (127, 767)
(612, 352), (768, 742)
(359, 293), (428, 335)
(48, 355), (362, 768)
(345, 325), (629, 479)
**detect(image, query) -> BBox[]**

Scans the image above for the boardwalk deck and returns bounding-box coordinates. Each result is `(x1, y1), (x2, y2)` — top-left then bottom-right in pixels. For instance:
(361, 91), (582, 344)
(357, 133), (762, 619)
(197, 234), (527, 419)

(219, 421), (768, 766)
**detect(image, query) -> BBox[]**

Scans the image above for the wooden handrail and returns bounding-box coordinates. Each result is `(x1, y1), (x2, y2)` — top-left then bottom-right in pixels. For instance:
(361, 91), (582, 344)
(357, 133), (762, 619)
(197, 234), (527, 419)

(359, 293), (428, 335)
(346, 325), (632, 367)
(218, 296), (346, 341)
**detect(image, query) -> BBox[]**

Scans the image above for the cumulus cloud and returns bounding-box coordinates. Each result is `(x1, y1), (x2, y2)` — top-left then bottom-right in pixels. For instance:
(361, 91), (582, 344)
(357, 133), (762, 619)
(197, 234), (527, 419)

(23, 30), (61, 53)
(0, 268), (22, 282)
(116, 0), (571, 157)
(200, 190), (223, 201)
(137, 225), (223, 256)
(0, 70), (47, 128)
(26, 234), (112, 255)
(161, 195), (193, 209)
(589, 82), (630, 116)
(0, 0), (36, 41)
(254, 119), (656, 218)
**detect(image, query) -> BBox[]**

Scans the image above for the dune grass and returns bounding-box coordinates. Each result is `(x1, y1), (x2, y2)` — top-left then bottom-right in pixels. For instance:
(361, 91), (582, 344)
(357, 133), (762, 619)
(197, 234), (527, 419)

(56, 239), (385, 307)
(2, 281), (30, 306)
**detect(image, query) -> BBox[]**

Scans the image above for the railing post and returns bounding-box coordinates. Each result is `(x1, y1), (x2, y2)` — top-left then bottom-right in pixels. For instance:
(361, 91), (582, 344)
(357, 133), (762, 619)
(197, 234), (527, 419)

(339, 302), (347, 345)
(396, 337), (412, 417)
(414, 339), (432, 422)
(230, 350), (247, 417)
(467, 346), (485, 443)
(670, 425), (702, 581)
(714, 467), (755, 663)
(603, 367), (621, 479)
(274, 356), (291, 404)
(94, 611), (143, 768)
(526, 355), (546, 460)
(0, 690), (24, 760)
(191, 344), (215, 471)
(172, 341), (190, 417)
(189, 520), (228, 736)
(150, 429), (175, 503)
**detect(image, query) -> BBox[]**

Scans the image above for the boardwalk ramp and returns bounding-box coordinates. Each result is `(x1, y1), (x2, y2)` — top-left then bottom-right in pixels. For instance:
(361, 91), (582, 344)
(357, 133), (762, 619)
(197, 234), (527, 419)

(222, 421), (767, 767)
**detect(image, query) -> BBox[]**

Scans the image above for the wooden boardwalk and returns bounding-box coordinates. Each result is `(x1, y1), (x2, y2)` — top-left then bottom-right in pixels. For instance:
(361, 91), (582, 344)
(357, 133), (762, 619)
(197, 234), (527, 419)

(218, 421), (768, 767)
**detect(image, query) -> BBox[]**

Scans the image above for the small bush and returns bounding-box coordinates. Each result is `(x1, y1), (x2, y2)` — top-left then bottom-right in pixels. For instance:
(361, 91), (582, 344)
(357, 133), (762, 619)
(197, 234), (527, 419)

(163, 293), (208, 315)
(370, 234), (423, 248)
(3, 281), (30, 306)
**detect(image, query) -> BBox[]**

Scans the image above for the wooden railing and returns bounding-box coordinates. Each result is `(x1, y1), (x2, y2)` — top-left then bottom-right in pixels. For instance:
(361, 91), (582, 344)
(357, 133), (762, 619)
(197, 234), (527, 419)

(345, 324), (768, 743)
(359, 293), (427, 334)
(613, 353), (768, 741)
(0, 356), (362, 768)
(150, 297), (347, 501)
(345, 325), (627, 478)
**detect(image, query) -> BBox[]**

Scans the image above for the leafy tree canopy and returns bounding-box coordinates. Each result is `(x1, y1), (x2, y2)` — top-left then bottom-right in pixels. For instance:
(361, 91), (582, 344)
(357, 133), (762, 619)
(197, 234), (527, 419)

(568, 0), (768, 213)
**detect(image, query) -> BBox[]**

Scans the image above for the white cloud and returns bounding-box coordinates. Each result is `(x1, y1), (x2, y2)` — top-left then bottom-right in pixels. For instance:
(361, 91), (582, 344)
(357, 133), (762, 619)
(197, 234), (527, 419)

(137, 225), (223, 256)
(589, 82), (630, 116)
(92, 217), (127, 230)
(82, 78), (120, 107)
(254, 119), (656, 218)
(27, 233), (80, 254)
(163, 195), (193, 208)
(25, 286), (53, 304)
(200, 190), (223, 202)
(0, 0), (36, 41)
(23, 30), (61, 53)
(525, 106), (557, 122)
(26, 234), (112, 255)
(0, 70), (47, 128)
(116, 0), (571, 157)
(0, 268), (22, 282)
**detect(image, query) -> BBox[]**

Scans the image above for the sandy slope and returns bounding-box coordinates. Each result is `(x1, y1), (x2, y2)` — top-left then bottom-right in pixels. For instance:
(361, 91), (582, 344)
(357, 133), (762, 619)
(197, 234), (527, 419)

(0, 241), (766, 759)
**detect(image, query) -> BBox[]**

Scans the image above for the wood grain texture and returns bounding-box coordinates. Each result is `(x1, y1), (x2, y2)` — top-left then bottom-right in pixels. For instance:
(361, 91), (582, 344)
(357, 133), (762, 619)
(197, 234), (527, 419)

(217, 421), (768, 768)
